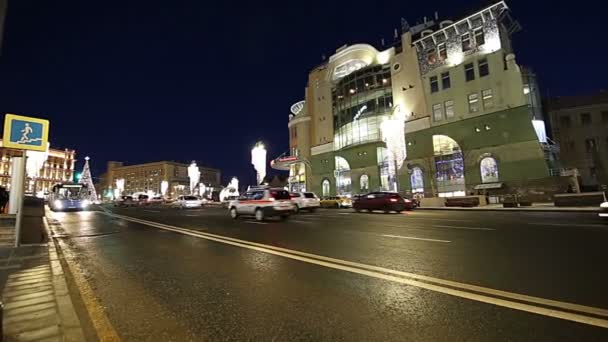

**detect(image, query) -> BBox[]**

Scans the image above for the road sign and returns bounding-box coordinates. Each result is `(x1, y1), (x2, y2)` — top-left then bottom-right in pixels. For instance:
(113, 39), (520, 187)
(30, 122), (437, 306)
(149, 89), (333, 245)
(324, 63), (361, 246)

(2, 113), (50, 152)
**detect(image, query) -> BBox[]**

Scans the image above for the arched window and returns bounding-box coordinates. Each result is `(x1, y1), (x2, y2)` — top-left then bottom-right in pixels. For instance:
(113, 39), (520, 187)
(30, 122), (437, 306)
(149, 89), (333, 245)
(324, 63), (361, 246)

(360, 174), (369, 192)
(480, 157), (499, 183)
(432, 135), (465, 197)
(322, 179), (330, 197)
(410, 167), (424, 193)
(335, 156), (352, 196)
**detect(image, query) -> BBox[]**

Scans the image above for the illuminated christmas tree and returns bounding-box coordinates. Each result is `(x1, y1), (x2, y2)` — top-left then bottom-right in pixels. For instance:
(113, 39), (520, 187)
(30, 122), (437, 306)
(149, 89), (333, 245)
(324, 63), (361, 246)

(79, 156), (98, 202)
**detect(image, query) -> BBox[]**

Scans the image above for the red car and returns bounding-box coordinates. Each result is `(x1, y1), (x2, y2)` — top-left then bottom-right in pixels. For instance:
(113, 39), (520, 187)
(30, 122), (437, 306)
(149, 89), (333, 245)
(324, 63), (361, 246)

(353, 192), (414, 213)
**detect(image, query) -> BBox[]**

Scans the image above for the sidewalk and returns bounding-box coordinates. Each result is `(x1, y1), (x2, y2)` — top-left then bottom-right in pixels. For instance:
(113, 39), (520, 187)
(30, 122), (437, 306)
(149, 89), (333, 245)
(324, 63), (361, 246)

(0, 218), (85, 342)
(417, 203), (600, 212)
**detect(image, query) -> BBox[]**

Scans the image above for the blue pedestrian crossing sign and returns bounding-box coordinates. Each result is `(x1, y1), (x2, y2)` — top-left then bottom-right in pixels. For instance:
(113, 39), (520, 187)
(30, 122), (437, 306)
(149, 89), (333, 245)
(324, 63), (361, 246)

(3, 114), (50, 152)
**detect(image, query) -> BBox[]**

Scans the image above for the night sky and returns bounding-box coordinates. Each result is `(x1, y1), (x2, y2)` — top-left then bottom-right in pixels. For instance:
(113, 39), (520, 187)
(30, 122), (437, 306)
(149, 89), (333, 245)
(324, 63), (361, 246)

(0, 0), (605, 186)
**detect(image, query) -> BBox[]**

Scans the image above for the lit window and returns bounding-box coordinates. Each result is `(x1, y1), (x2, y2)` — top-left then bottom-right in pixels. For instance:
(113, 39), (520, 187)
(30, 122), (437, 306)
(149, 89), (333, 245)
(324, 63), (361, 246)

(441, 72), (451, 89)
(427, 48), (437, 64)
(462, 33), (472, 52)
(523, 84), (531, 95)
(465, 63), (475, 81)
(433, 103), (443, 121)
(482, 89), (494, 109)
(360, 174), (369, 192)
(479, 58), (489, 77)
(430, 76), (439, 93)
(480, 157), (499, 183)
(474, 28), (485, 46)
(410, 167), (424, 193)
(444, 100), (454, 118)
(438, 44), (447, 60)
(468, 93), (479, 113)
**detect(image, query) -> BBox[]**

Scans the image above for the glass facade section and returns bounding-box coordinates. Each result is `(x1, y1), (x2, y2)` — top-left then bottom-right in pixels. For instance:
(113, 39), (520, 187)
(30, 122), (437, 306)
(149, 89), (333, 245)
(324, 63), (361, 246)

(333, 64), (393, 150)
(411, 167), (424, 193)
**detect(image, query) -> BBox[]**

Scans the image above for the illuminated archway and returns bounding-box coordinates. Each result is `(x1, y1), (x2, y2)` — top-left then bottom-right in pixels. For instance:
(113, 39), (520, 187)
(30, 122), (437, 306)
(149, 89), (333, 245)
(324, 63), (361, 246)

(480, 157), (499, 183)
(322, 179), (331, 197)
(359, 174), (369, 193)
(335, 156), (352, 196)
(410, 167), (424, 193)
(433, 135), (465, 197)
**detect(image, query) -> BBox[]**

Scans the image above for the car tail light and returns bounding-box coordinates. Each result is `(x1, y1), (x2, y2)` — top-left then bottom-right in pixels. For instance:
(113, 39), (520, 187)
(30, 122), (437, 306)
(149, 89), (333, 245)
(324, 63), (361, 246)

(389, 198), (398, 203)
(403, 199), (411, 203)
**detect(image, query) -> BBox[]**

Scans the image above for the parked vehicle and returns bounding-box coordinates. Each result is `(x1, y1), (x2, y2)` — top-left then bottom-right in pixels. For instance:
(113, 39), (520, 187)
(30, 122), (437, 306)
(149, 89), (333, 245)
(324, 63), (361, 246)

(173, 195), (204, 209)
(600, 201), (608, 220)
(353, 192), (414, 213)
(320, 196), (352, 208)
(228, 187), (294, 221)
(290, 192), (320, 213)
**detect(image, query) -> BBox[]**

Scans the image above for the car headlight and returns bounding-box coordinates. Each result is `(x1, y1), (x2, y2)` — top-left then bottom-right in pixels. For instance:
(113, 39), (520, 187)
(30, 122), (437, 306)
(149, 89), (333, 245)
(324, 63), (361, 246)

(54, 200), (63, 209)
(601, 202), (608, 209)
(81, 200), (90, 208)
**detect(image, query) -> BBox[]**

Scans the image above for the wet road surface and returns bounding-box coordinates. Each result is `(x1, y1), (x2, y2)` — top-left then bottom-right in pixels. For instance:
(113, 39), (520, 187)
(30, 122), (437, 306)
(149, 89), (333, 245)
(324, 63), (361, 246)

(47, 206), (608, 341)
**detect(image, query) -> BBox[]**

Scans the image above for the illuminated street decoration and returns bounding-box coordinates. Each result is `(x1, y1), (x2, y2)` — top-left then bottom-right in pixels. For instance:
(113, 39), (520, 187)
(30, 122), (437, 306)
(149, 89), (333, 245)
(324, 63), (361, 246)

(290, 101), (305, 116)
(161, 180), (168, 196)
(25, 142), (49, 178)
(251, 142), (267, 185)
(219, 177), (239, 202)
(79, 157), (98, 202)
(199, 183), (206, 198)
(187, 161), (200, 195)
(116, 178), (125, 197)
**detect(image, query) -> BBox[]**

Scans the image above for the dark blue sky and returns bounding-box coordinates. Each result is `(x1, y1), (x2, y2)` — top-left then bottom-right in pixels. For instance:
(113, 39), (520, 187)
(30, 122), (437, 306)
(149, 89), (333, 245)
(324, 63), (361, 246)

(0, 0), (605, 185)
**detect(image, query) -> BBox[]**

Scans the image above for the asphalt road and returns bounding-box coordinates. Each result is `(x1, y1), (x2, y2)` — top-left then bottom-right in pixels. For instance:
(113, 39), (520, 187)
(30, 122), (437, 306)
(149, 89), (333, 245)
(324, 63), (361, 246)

(47, 205), (608, 341)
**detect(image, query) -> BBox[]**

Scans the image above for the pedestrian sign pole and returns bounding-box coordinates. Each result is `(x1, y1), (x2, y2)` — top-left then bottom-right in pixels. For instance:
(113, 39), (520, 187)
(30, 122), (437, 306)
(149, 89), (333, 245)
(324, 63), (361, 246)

(3, 114), (50, 247)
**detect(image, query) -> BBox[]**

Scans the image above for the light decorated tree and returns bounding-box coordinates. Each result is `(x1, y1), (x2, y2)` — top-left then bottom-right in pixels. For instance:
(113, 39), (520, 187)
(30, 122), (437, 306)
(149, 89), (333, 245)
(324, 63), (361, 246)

(79, 156), (98, 202)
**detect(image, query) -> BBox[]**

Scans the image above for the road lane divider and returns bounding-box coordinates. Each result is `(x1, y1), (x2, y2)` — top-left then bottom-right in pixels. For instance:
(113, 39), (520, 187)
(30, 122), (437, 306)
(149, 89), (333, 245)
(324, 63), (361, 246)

(432, 225), (495, 231)
(381, 234), (450, 243)
(102, 212), (608, 328)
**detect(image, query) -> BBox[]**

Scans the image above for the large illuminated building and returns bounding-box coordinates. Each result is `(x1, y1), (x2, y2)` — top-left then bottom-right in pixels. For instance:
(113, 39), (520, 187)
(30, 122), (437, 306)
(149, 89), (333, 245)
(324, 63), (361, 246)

(274, 1), (559, 199)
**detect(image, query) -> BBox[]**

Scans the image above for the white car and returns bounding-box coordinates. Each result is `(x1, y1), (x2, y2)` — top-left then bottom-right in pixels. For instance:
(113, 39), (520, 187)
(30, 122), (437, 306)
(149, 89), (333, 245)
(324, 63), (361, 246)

(290, 192), (320, 213)
(600, 201), (608, 220)
(228, 187), (294, 221)
(174, 195), (204, 209)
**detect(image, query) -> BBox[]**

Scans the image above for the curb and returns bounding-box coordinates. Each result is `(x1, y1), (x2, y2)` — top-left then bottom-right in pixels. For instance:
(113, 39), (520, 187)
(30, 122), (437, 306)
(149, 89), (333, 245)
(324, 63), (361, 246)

(415, 207), (600, 213)
(43, 217), (86, 342)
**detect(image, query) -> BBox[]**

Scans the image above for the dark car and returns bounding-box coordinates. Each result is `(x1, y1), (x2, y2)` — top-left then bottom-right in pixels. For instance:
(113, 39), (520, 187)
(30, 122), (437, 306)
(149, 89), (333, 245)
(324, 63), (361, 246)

(353, 192), (414, 213)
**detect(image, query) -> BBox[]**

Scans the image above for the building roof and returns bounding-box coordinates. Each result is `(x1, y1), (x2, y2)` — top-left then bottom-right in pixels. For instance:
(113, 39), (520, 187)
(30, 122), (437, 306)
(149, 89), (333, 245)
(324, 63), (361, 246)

(110, 160), (219, 172)
(545, 91), (608, 111)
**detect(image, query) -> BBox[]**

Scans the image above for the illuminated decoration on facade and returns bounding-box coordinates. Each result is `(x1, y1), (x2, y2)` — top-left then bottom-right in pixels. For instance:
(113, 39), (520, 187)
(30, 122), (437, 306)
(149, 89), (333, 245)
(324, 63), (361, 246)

(79, 156), (98, 202)
(251, 142), (267, 185)
(25, 143), (49, 179)
(380, 115), (407, 192)
(480, 157), (499, 183)
(332, 59), (369, 80)
(532, 120), (548, 143)
(199, 183), (206, 198)
(411, 167), (424, 193)
(187, 161), (200, 195)
(161, 180), (169, 196)
(290, 101), (306, 116)
(219, 177), (239, 202)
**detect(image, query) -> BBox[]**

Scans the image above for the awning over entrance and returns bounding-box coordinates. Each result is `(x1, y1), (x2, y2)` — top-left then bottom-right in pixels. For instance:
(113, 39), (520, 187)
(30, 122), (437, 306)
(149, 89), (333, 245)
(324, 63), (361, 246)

(474, 182), (503, 190)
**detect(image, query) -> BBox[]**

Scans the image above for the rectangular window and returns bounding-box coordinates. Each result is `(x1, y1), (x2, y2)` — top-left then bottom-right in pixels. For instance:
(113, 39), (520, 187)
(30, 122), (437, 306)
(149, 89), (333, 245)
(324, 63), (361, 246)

(465, 63), (475, 82)
(468, 93), (479, 113)
(482, 89), (494, 109)
(585, 138), (597, 152)
(602, 111), (608, 123)
(462, 33), (472, 52)
(441, 72), (451, 89)
(430, 76), (439, 93)
(560, 116), (571, 128)
(438, 44), (447, 60)
(433, 103), (443, 121)
(478, 58), (489, 77)
(474, 28), (485, 46)
(445, 100), (454, 118)
(580, 112), (591, 126)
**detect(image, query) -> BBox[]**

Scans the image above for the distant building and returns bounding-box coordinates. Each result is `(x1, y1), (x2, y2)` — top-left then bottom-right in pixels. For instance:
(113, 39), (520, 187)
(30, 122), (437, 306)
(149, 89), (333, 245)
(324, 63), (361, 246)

(546, 92), (608, 189)
(100, 161), (221, 198)
(275, 1), (558, 198)
(0, 139), (76, 193)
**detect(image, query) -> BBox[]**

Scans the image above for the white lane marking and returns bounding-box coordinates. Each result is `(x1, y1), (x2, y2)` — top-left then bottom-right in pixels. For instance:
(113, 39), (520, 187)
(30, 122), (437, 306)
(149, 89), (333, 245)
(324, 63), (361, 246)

(433, 225), (495, 231)
(143, 210), (161, 213)
(528, 223), (606, 228)
(337, 212), (351, 215)
(289, 220), (313, 224)
(244, 221), (268, 225)
(422, 218), (471, 222)
(381, 234), (450, 243)
(103, 212), (608, 328)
